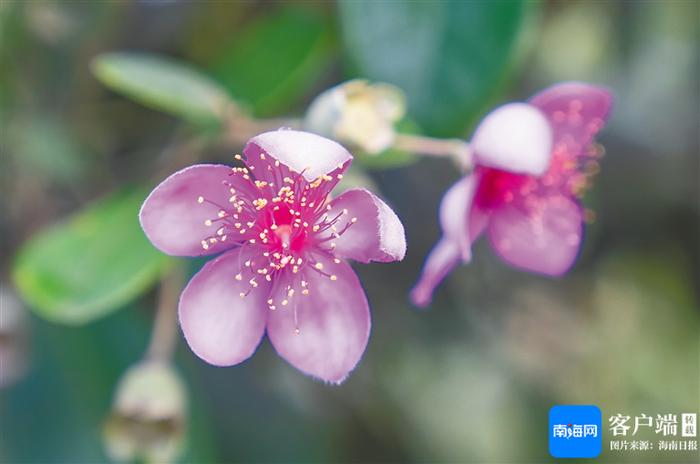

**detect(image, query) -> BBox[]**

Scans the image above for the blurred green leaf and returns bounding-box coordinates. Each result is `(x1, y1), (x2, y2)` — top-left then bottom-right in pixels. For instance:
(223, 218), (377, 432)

(12, 188), (170, 325)
(91, 52), (232, 124)
(355, 147), (416, 170)
(0, 301), (219, 463)
(212, 7), (332, 116)
(339, 1), (530, 136)
(354, 119), (420, 170)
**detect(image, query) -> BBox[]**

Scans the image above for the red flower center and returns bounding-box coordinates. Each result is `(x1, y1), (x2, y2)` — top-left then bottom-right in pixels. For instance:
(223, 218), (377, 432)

(474, 140), (604, 211)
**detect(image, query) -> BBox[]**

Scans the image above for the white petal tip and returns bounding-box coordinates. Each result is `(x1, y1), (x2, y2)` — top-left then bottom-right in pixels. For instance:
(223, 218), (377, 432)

(472, 103), (553, 176)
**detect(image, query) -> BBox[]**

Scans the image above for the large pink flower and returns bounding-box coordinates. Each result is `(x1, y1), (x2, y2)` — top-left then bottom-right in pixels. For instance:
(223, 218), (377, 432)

(140, 130), (406, 383)
(411, 82), (613, 307)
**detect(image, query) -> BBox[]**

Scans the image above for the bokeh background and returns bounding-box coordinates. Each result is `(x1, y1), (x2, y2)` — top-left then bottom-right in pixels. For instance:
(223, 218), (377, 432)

(1, 0), (698, 463)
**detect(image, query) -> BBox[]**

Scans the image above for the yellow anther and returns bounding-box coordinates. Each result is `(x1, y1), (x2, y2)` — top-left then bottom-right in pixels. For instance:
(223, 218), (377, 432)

(253, 198), (268, 210)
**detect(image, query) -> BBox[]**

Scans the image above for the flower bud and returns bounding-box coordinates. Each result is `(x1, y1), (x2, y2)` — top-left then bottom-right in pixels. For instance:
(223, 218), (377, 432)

(304, 79), (406, 154)
(103, 361), (186, 463)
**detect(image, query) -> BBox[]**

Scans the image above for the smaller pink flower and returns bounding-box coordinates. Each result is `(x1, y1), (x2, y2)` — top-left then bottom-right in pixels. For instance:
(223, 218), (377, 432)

(140, 130), (406, 383)
(411, 82), (613, 307)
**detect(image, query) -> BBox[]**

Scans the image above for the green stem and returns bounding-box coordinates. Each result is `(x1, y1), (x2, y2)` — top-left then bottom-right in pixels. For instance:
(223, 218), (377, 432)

(146, 263), (185, 362)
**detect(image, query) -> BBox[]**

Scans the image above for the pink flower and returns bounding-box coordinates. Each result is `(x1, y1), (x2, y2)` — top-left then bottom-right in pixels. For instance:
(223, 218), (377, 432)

(140, 130), (406, 383)
(411, 82), (613, 307)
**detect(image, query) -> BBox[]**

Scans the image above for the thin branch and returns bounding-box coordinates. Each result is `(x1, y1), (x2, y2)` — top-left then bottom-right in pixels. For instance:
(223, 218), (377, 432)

(146, 263), (186, 362)
(393, 133), (473, 171)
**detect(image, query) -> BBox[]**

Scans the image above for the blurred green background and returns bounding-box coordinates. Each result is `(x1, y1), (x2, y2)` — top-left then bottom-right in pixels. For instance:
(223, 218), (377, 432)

(1, 0), (698, 462)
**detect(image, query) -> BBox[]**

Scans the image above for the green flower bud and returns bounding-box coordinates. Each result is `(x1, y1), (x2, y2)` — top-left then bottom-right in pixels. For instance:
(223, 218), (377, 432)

(103, 361), (186, 463)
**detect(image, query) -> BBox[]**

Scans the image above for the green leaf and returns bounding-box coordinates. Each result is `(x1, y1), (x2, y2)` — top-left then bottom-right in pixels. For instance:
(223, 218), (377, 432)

(12, 188), (170, 325)
(92, 52), (232, 124)
(355, 147), (417, 170)
(212, 7), (332, 116)
(339, 1), (531, 136)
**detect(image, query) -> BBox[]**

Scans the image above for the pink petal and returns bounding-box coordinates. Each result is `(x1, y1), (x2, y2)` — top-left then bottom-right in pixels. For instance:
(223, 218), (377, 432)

(529, 82), (613, 158)
(324, 188), (406, 263)
(244, 130), (352, 183)
(410, 174), (487, 307)
(439, 176), (478, 261)
(487, 194), (583, 276)
(266, 255), (370, 383)
(468, 198), (490, 244)
(410, 238), (461, 308)
(140, 164), (252, 257)
(179, 247), (269, 366)
(471, 103), (553, 176)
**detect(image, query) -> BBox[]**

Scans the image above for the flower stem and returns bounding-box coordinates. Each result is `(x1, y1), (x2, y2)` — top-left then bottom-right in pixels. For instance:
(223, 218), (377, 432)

(393, 133), (473, 171)
(146, 263), (186, 362)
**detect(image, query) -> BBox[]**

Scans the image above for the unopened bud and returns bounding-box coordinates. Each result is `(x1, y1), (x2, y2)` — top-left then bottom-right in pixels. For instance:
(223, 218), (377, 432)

(103, 361), (186, 463)
(304, 79), (406, 154)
